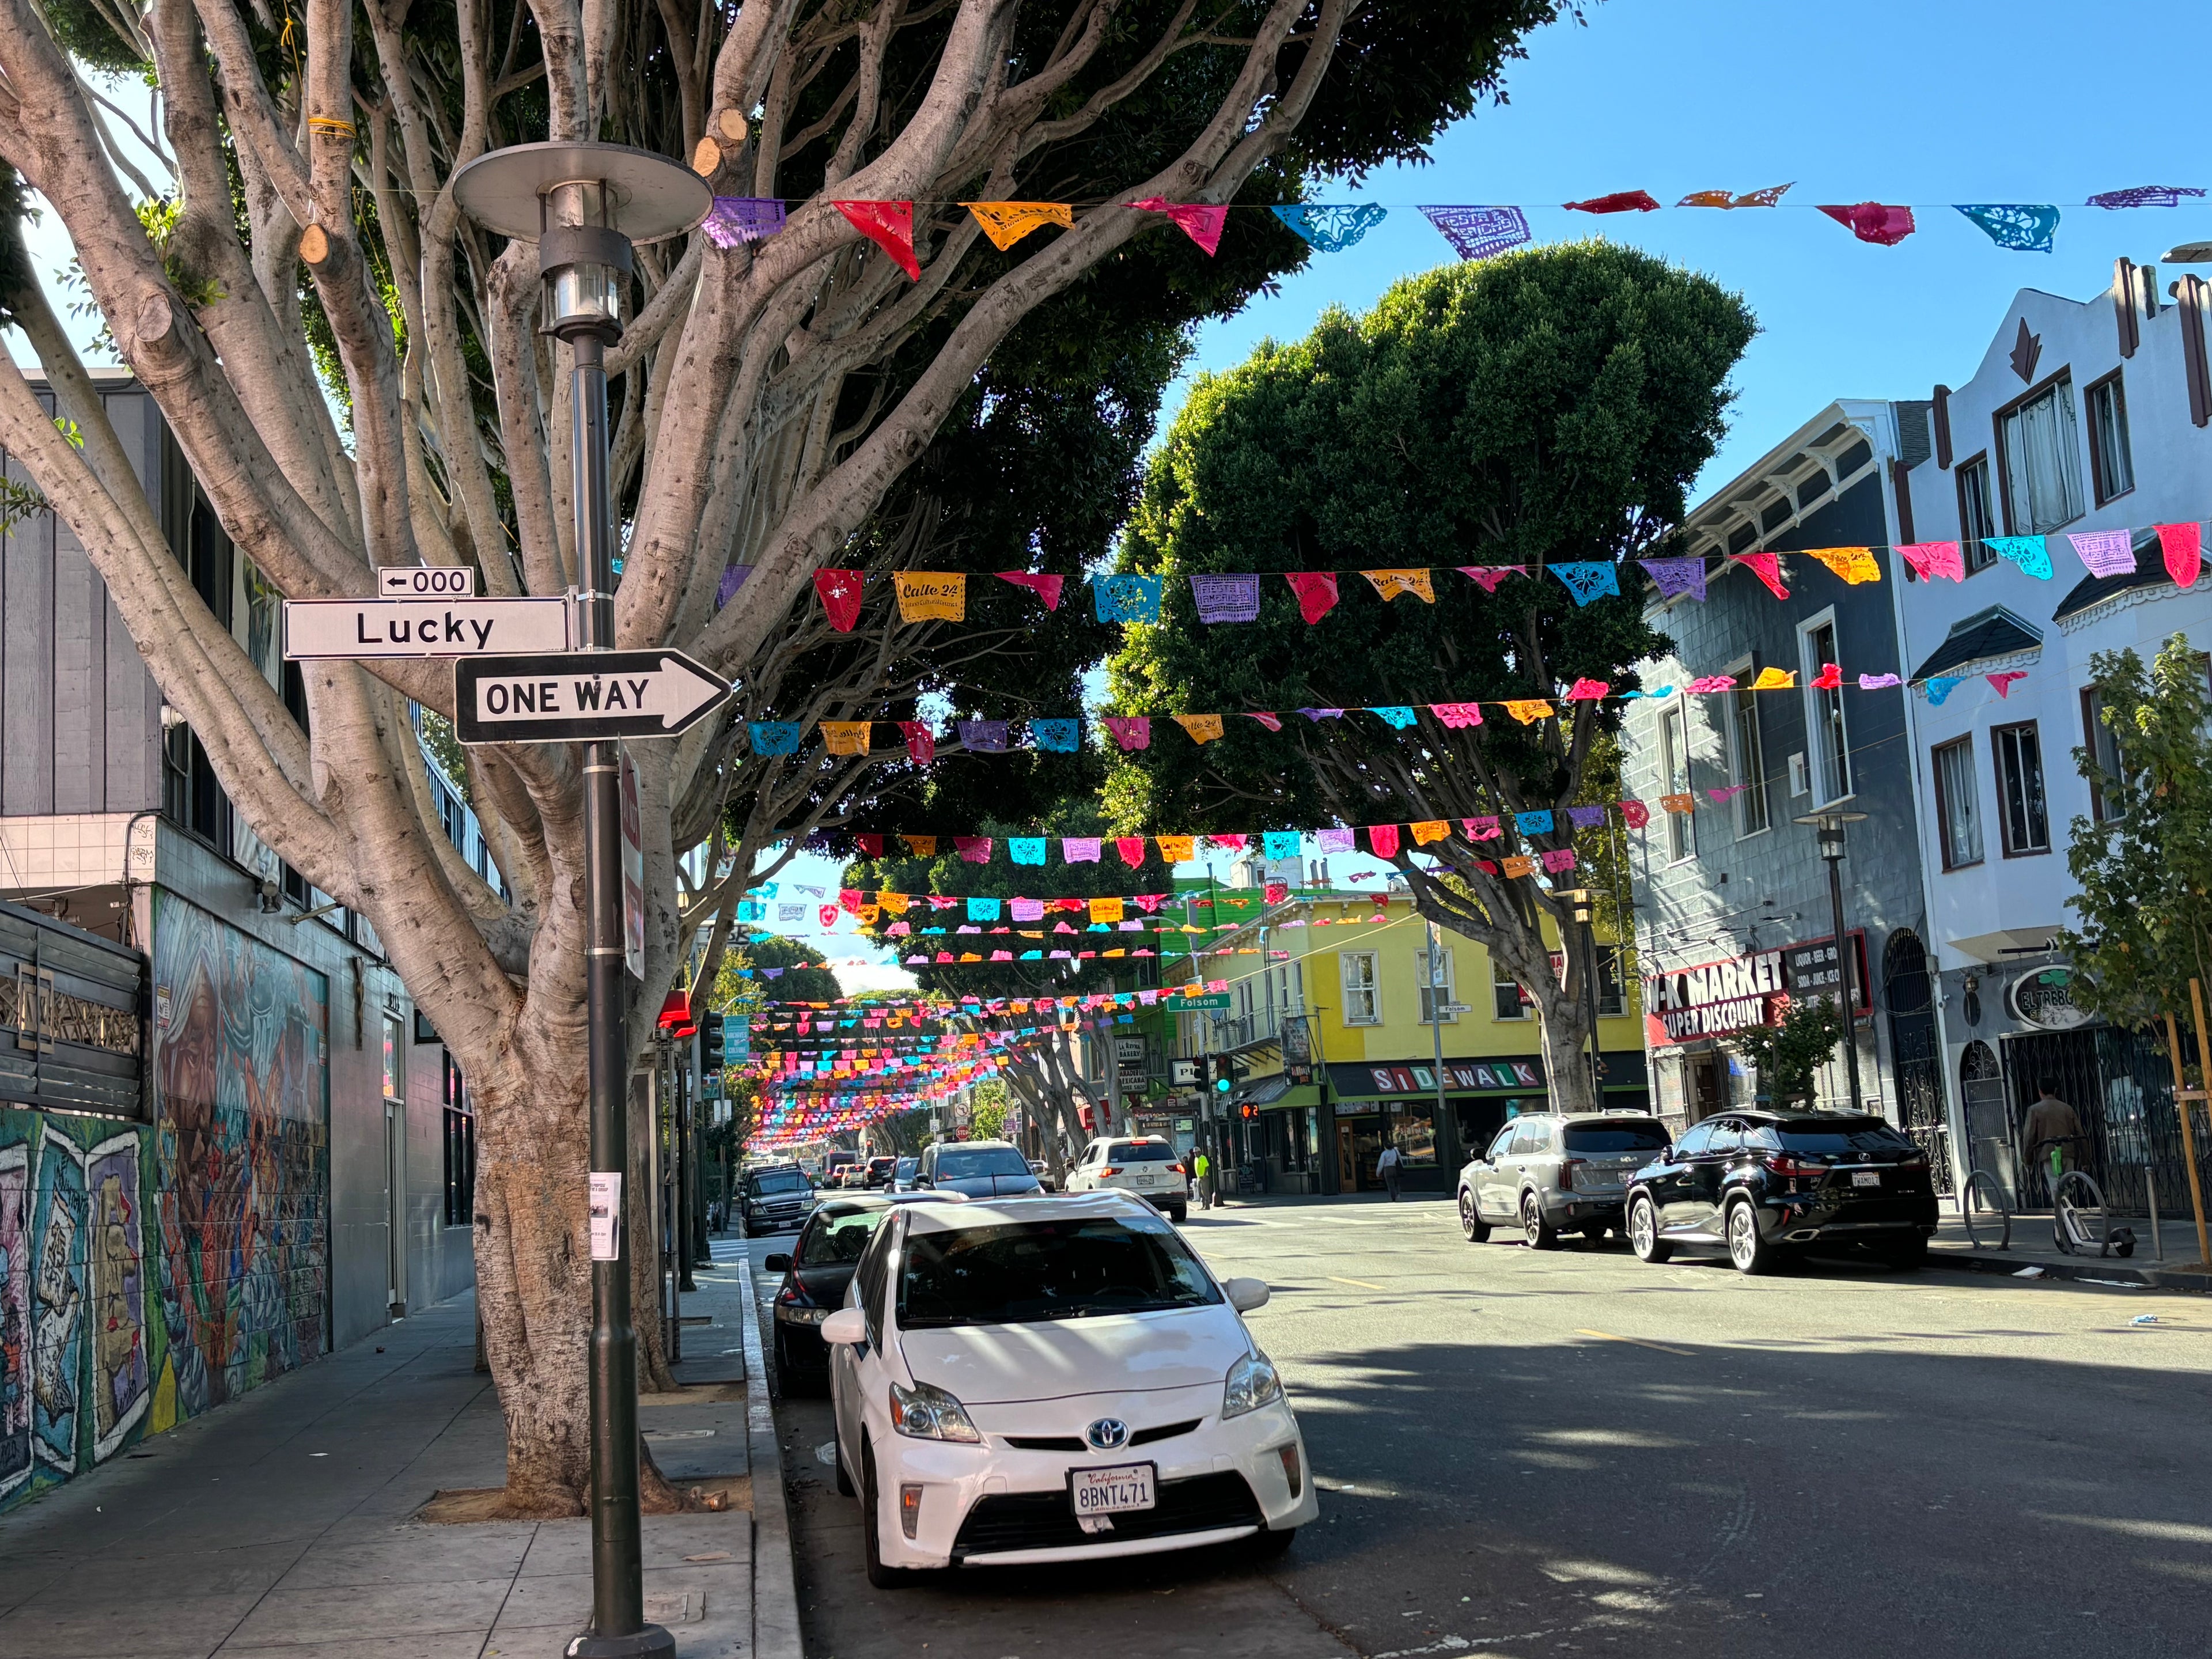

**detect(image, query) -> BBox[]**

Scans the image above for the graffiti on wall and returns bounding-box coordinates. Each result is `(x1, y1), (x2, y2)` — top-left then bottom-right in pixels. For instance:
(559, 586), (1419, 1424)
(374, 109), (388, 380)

(0, 890), (328, 1512)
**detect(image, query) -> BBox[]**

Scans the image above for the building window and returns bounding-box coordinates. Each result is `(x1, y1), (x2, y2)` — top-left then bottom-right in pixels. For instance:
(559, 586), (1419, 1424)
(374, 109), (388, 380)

(1998, 375), (2083, 534)
(443, 1052), (476, 1227)
(1416, 946), (1456, 1024)
(2081, 687), (2127, 823)
(1933, 737), (1983, 869)
(1340, 951), (1380, 1025)
(2085, 372), (2134, 505)
(382, 1013), (404, 1100)
(1659, 702), (1694, 863)
(1726, 680), (1770, 835)
(1957, 453), (1997, 569)
(1597, 947), (1626, 1017)
(1993, 722), (2050, 855)
(1493, 959), (1529, 1020)
(1800, 616), (1851, 804)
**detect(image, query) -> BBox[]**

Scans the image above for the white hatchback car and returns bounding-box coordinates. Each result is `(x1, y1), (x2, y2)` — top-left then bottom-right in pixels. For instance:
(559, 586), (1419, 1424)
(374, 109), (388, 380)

(1061, 1135), (1191, 1222)
(822, 1191), (1316, 1584)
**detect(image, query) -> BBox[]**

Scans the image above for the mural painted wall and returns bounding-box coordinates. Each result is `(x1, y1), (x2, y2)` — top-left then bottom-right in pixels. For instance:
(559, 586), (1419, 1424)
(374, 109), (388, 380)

(0, 891), (328, 1512)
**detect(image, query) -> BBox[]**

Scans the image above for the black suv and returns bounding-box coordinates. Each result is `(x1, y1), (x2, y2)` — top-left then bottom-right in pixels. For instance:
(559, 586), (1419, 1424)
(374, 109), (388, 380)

(1624, 1111), (1938, 1275)
(739, 1164), (818, 1234)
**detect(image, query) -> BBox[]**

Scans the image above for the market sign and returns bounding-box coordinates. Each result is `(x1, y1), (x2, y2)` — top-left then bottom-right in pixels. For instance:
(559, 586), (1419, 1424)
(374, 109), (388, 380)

(1643, 932), (1869, 1047)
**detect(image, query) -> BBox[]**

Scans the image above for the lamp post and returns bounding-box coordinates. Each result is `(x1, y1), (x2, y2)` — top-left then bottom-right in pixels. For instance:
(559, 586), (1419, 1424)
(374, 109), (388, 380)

(453, 141), (708, 1659)
(1793, 811), (1870, 1115)
(1556, 890), (1603, 1105)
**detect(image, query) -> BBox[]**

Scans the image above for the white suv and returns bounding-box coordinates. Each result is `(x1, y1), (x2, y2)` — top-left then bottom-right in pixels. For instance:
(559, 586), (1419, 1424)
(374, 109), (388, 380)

(1064, 1136), (1190, 1223)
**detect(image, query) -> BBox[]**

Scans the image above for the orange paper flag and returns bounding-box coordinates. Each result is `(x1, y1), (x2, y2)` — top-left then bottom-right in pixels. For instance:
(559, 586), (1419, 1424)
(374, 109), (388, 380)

(962, 202), (1073, 251)
(1156, 835), (1196, 863)
(1503, 700), (1554, 725)
(1411, 819), (1451, 845)
(1749, 666), (1796, 691)
(1806, 546), (1880, 584)
(1361, 569), (1435, 604)
(1172, 713), (1226, 744)
(894, 571), (967, 622)
(821, 721), (872, 755)
(1088, 896), (1125, 925)
(1501, 855), (1537, 878)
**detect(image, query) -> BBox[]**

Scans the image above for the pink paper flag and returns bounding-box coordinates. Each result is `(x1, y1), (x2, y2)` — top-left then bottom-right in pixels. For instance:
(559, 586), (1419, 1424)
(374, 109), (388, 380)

(832, 200), (921, 278)
(1116, 836), (1147, 868)
(1987, 672), (2028, 698)
(2067, 529), (2137, 577)
(897, 719), (935, 764)
(995, 571), (1065, 610)
(1130, 197), (1227, 255)
(1209, 834), (1248, 853)
(1896, 541), (1965, 582)
(955, 836), (993, 863)
(1456, 566), (1526, 593)
(1619, 800), (1651, 828)
(1103, 715), (1152, 751)
(1706, 785), (1747, 804)
(1369, 824), (1401, 859)
(1734, 551), (1789, 600)
(814, 568), (865, 630)
(1465, 816), (1502, 841)
(1431, 702), (1484, 728)
(1245, 711), (1283, 732)
(2158, 522), (2203, 588)
(1284, 571), (1340, 623)
(1817, 202), (1916, 245)
(1540, 847), (1578, 873)
(1565, 678), (1610, 701)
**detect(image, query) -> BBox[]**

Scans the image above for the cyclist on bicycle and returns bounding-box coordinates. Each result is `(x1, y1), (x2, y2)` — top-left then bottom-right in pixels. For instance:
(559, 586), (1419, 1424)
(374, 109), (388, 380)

(2021, 1075), (2082, 1186)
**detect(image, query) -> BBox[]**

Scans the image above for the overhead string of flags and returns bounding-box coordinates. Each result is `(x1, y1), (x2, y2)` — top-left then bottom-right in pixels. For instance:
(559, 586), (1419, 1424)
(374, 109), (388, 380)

(697, 184), (2210, 265)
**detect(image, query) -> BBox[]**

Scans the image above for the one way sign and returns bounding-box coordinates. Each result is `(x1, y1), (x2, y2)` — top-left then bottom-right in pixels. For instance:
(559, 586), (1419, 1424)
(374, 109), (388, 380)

(454, 650), (733, 744)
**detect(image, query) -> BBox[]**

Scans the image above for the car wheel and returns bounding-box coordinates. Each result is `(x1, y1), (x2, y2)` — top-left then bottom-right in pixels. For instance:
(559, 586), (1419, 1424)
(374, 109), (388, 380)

(1880, 1233), (1929, 1271)
(775, 1335), (824, 1397)
(832, 1403), (855, 1497)
(1168, 1204), (1188, 1224)
(1252, 1525), (1296, 1559)
(1520, 1192), (1558, 1250)
(862, 1446), (912, 1588)
(1628, 1194), (1671, 1263)
(1457, 1187), (1491, 1243)
(1725, 1196), (1778, 1276)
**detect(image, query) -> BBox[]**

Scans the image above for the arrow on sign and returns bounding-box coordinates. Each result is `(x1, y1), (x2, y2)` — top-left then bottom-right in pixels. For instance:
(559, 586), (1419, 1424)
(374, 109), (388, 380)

(454, 650), (732, 744)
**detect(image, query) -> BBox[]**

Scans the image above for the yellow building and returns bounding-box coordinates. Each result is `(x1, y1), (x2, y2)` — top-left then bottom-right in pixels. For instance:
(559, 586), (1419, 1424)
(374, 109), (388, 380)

(1176, 882), (1644, 1196)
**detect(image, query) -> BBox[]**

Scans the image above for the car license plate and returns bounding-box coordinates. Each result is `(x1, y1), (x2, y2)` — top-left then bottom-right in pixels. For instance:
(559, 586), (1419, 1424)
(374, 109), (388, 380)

(1852, 1169), (1881, 1187)
(1134, 1174), (1153, 1185)
(1071, 1462), (1156, 1517)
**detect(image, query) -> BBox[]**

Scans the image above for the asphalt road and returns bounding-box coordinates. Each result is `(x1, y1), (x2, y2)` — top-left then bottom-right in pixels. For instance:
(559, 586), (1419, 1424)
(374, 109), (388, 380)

(739, 1194), (2212, 1659)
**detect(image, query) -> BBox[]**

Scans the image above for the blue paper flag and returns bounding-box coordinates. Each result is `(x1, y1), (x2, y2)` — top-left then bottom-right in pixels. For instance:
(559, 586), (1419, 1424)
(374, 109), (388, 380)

(1009, 837), (1047, 865)
(1262, 830), (1301, 860)
(1924, 676), (1965, 706)
(1369, 705), (1420, 729)
(749, 720), (802, 755)
(1956, 203), (2060, 252)
(1514, 810), (1555, 835)
(967, 896), (1001, 921)
(1985, 536), (2053, 578)
(1032, 718), (1081, 752)
(1092, 573), (1164, 624)
(1272, 203), (1388, 252)
(1551, 562), (1620, 606)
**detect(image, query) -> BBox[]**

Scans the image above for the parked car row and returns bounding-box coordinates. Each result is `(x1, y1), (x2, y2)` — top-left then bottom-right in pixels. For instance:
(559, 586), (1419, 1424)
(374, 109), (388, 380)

(1456, 1108), (1939, 1275)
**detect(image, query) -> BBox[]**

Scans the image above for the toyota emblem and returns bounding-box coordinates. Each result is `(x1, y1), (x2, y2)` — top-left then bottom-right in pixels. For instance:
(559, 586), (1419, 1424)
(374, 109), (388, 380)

(1085, 1418), (1130, 1451)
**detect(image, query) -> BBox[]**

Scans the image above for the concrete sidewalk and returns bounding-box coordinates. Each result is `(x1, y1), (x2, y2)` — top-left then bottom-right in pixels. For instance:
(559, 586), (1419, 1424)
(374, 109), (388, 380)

(1930, 1207), (2212, 1289)
(0, 1260), (787, 1659)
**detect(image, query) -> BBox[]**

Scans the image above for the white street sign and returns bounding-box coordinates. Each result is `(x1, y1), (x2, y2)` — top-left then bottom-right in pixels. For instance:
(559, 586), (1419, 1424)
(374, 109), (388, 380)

(377, 565), (476, 597)
(454, 649), (732, 743)
(283, 596), (570, 659)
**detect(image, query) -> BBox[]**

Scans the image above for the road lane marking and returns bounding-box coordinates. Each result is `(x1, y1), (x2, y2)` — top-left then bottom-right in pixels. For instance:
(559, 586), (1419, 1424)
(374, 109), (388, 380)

(1575, 1328), (1695, 1357)
(1328, 1275), (1387, 1290)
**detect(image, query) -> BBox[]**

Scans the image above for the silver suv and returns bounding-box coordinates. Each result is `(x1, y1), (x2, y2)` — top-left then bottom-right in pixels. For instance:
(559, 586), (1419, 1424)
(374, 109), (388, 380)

(1457, 1111), (1672, 1248)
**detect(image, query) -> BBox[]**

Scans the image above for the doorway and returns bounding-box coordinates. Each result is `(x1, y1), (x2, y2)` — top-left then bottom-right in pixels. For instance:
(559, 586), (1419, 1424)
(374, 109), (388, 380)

(1687, 1054), (1726, 1122)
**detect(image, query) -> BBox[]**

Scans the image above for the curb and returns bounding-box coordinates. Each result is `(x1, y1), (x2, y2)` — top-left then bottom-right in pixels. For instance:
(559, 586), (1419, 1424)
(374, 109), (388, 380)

(1931, 1247), (2207, 1291)
(738, 1244), (806, 1659)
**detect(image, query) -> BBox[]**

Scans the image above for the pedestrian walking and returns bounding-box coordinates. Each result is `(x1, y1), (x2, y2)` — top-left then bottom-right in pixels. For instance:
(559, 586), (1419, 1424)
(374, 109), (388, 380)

(1377, 1141), (1403, 1200)
(1194, 1149), (1214, 1209)
(2021, 1075), (2083, 1193)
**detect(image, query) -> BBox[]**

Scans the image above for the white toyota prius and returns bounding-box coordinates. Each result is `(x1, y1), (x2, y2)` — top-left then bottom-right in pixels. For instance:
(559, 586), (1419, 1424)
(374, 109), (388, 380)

(821, 1190), (1317, 1582)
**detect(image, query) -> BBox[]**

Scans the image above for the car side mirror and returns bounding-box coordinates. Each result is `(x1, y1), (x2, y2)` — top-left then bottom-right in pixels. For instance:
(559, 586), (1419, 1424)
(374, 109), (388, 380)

(820, 1308), (868, 1346)
(762, 1253), (791, 1272)
(1223, 1277), (1271, 1313)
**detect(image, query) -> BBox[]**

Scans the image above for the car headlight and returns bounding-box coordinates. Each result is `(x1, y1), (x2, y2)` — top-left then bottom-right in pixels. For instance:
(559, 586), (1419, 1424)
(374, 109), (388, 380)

(773, 1304), (829, 1324)
(1222, 1351), (1282, 1420)
(889, 1378), (983, 1443)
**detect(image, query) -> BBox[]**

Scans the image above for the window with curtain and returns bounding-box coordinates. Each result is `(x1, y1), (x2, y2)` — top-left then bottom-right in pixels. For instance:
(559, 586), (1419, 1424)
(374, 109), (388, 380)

(1728, 683), (1770, 835)
(2081, 687), (2128, 823)
(1958, 454), (1997, 569)
(1660, 702), (1694, 862)
(1340, 952), (1379, 1025)
(2086, 373), (2134, 503)
(1416, 946), (1456, 1023)
(1933, 737), (1983, 869)
(1493, 959), (1529, 1020)
(2001, 377), (2084, 534)
(1802, 618), (1851, 803)
(1994, 722), (2050, 855)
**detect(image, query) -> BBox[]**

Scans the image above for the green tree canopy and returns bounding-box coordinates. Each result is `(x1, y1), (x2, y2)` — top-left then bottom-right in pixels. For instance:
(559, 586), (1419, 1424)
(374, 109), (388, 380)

(1103, 243), (1753, 1114)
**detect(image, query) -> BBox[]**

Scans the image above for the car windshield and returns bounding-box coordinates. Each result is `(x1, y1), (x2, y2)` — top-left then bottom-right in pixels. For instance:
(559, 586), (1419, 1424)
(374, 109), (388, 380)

(1769, 1118), (1919, 1156)
(934, 1147), (1032, 1179)
(899, 1214), (1221, 1328)
(1563, 1120), (1670, 1154)
(895, 1158), (918, 1177)
(1106, 1142), (1177, 1162)
(798, 1208), (885, 1266)
(748, 1169), (809, 1195)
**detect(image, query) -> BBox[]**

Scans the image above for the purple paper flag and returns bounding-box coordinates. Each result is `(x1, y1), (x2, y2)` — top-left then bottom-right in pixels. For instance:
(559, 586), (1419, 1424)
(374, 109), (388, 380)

(1189, 573), (1261, 623)
(2087, 185), (2205, 209)
(1298, 707), (1345, 722)
(1638, 556), (1707, 601)
(1063, 838), (1102, 863)
(715, 564), (754, 610)
(1418, 204), (1532, 262)
(1857, 673), (1903, 690)
(2067, 528), (2137, 577)
(1316, 828), (1354, 854)
(1567, 806), (1607, 828)
(957, 719), (1009, 753)
(703, 197), (787, 247)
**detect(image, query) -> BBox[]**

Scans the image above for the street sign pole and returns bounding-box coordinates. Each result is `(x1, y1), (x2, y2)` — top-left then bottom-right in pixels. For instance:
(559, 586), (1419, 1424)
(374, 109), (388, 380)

(457, 139), (708, 1659)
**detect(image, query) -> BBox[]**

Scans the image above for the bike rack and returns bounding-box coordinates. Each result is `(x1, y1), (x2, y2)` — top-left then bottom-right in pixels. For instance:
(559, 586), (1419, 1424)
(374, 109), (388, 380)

(1958, 1168), (2011, 1251)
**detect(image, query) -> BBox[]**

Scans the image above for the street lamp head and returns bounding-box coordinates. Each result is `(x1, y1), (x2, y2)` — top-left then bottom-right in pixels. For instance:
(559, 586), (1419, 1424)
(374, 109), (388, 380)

(452, 142), (711, 339)
(1792, 809), (1867, 862)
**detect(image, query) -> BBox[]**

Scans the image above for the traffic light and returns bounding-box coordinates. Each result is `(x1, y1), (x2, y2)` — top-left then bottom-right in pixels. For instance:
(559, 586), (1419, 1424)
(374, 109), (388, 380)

(700, 1009), (725, 1067)
(1206, 1055), (1234, 1094)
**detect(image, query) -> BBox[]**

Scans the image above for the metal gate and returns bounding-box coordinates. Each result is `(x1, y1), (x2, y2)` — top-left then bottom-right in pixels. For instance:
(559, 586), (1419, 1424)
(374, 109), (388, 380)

(1998, 1025), (2198, 1217)
(1884, 932), (1951, 1196)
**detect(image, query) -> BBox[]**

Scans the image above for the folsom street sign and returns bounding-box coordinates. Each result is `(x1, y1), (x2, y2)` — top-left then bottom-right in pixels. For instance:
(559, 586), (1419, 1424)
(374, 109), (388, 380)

(453, 649), (732, 744)
(282, 595), (571, 658)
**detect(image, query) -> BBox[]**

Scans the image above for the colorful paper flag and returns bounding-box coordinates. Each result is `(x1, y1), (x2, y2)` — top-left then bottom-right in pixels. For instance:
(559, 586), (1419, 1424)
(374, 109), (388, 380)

(898, 721), (935, 765)
(821, 720), (871, 755)
(1411, 820), (1450, 845)
(1986, 536), (2053, 578)
(1734, 551), (1789, 599)
(1031, 718), (1080, 752)
(2158, 522), (2203, 588)
(1093, 572), (1164, 623)
(1659, 793), (1695, 815)
(955, 836), (992, 863)
(1897, 541), (1965, 582)
(1466, 816), (1502, 840)
(894, 571), (966, 622)
(1540, 848), (1578, 873)
(1190, 573), (1261, 623)
(1431, 702), (1484, 728)
(1565, 190), (1660, 214)
(1418, 204), (1531, 262)
(1116, 836), (1147, 868)
(1515, 810), (1554, 835)
(1104, 715), (1151, 751)
(1750, 666), (1796, 691)
(1285, 571), (1340, 622)
(1858, 673), (1903, 690)
(1130, 197), (1226, 255)
(1551, 562), (1620, 605)
(1620, 800), (1651, 828)
(962, 201), (1071, 250)
(1009, 837), (1046, 865)
(1503, 700), (1554, 725)
(715, 564), (753, 609)
(900, 834), (937, 856)
(814, 568), (865, 630)
(1807, 546), (1880, 584)
(1369, 824), (1402, 858)
(1362, 569), (1435, 604)
(1368, 706), (1419, 729)
(1817, 202), (1916, 245)
(1639, 556), (1707, 600)
(1156, 835), (1196, 863)
(1173, 713), (1225, 744)
(957, 719), (1009, 753)
(749, 720), (802, 755)
(995, 571), (1064, 609)
(1501, 855), (1536, 878)
(1987, 672), (2028, 698)
(2067, 529), (2137, 577)
(703, 198), (786, 246)
(2087, 185), (2206, 209)
(1566, 678), (1610, 701)
(1956, 203), (2060, 252)
(1271, 203), (1387, 252)
(1456, 565), (1526, 593)
(832, 200), (919, 278)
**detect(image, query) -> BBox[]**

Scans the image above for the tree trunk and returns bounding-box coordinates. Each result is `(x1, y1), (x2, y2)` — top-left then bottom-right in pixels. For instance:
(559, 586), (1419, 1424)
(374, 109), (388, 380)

(1531, 981), (1599, 1116)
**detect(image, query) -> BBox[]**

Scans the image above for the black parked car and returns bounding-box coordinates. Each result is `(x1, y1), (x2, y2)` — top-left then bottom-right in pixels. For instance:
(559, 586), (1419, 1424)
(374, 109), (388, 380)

(739, 1163), (818, 1234)
(767, 1196), (896, 1392)
(1624, 1111), (1938, 1275)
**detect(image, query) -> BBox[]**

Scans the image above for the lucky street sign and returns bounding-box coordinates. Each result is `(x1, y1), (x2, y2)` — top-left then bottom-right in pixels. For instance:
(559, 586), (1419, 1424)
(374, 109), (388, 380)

(283, 596), (570, 659)
(454, 650), (732, 744)
(378, 565), (475, 597)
